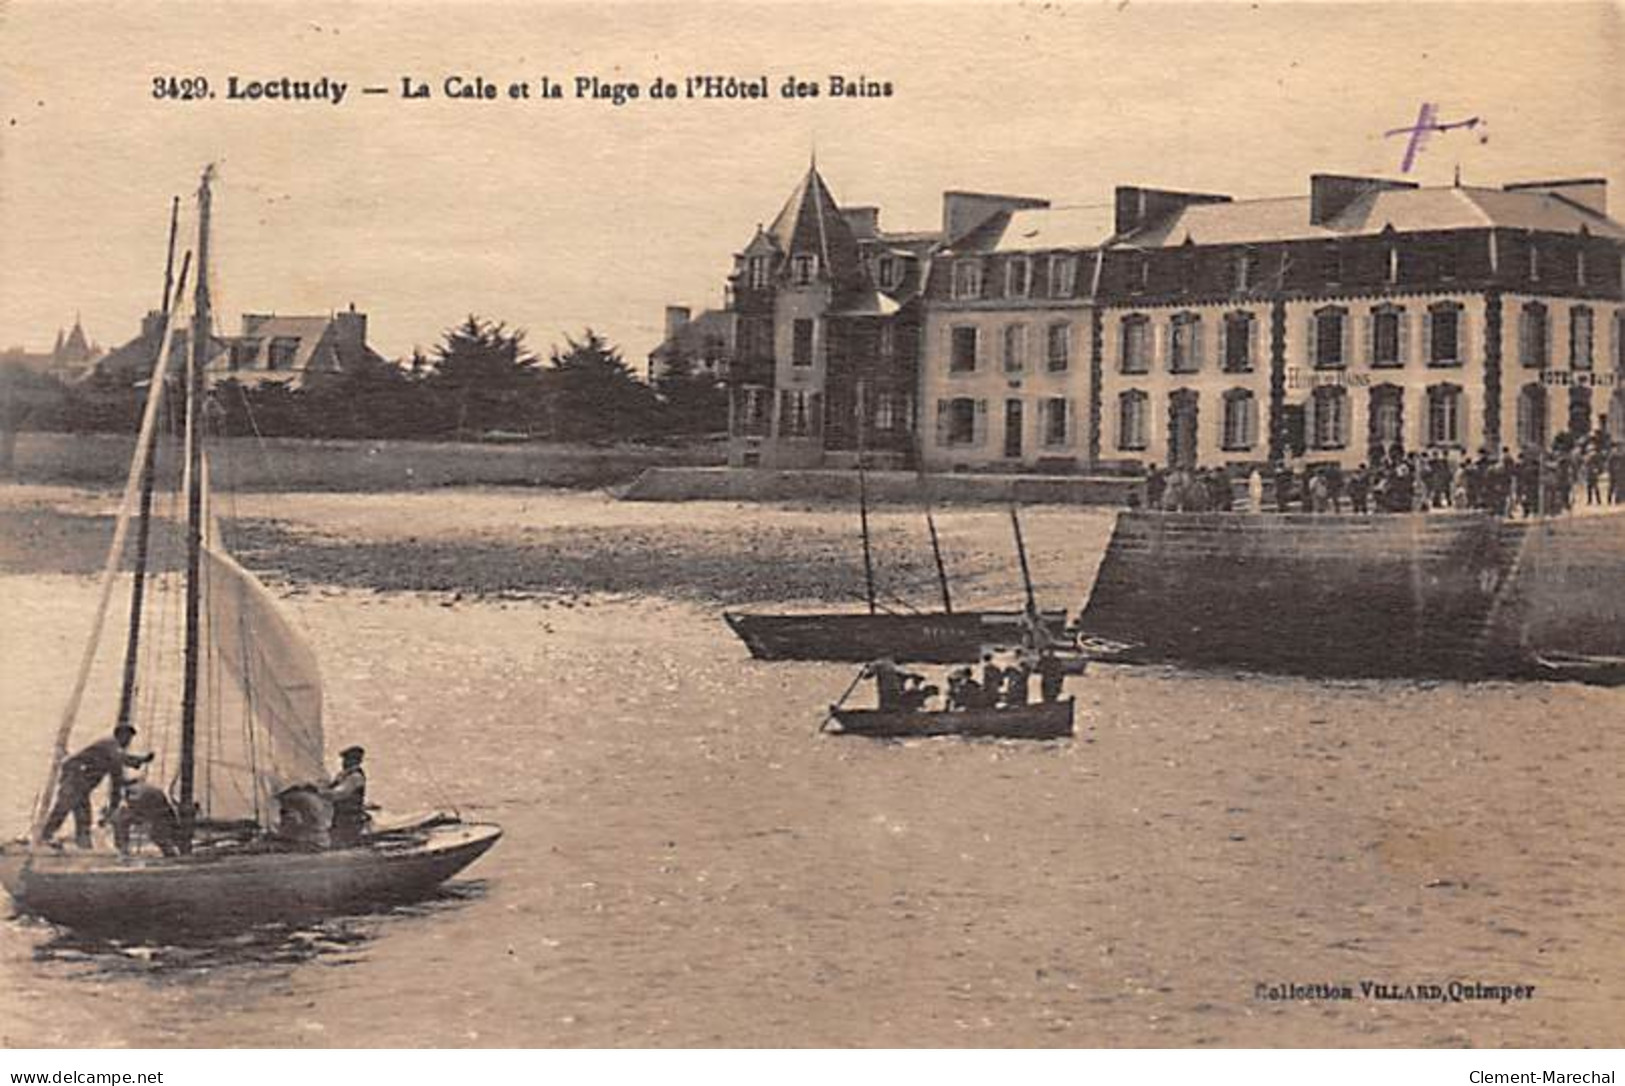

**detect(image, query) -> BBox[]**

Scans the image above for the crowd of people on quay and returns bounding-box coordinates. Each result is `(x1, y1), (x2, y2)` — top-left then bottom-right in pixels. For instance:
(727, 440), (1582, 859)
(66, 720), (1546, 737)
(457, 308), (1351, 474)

(1141, 429), (1623, 518)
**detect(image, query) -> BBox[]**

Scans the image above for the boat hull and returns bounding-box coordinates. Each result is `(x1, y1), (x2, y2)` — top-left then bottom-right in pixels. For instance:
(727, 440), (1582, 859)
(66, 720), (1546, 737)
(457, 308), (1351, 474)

(830, 698), (1074, 739)
(725, 610), (1070, 664)
(1078, 510), (1625, 682)
(0, 821), (501, 935)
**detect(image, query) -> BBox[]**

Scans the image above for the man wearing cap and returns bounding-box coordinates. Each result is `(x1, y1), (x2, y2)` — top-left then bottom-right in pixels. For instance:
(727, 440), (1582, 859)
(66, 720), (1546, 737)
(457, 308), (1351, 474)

(41, 722), (154, 848)
(324, 746), (370, 847)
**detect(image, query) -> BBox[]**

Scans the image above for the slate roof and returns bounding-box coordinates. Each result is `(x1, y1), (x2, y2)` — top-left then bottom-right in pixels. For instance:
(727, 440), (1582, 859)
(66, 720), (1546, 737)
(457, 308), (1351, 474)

(1119, 185), (1624, 248)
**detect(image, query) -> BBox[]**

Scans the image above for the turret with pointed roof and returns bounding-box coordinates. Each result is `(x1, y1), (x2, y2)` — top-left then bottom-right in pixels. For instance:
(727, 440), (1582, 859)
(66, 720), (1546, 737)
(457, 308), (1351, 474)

(765, 163), (868, 296)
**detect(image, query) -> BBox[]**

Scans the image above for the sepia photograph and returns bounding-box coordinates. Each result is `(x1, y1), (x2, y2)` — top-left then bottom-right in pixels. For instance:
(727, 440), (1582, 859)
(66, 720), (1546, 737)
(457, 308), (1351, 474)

(1, 0), (1623, 1066)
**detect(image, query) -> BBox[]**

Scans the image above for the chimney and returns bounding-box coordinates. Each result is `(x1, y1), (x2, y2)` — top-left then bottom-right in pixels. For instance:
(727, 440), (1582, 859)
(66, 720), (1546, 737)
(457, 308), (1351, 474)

(140, 310), (166, 339)
(842, 206), (880, 240)
(1308, 174), (1416, 226)
(1503, 178), (1608, 216)
(332, 307), (367, 357)
(1114, 186), (1233, 236)
(664, 306), (691, 344)
(941, 191), (1050, 244)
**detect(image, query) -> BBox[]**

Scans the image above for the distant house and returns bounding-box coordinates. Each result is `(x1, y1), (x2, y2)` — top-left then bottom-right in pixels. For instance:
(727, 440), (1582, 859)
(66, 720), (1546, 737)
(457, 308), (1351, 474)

(646, 305), (736, 384)
(0, 315), (104, 383)
(94, 303), (384, 389)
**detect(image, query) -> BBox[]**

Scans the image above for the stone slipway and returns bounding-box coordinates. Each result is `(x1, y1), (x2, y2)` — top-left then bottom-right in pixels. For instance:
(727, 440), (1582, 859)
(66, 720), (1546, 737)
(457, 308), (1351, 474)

(621, 466), (1138, 505)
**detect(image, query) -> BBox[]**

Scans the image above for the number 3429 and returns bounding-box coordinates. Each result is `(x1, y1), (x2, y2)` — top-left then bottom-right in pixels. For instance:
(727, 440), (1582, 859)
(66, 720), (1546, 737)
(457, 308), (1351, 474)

(153, 76), (210, 100)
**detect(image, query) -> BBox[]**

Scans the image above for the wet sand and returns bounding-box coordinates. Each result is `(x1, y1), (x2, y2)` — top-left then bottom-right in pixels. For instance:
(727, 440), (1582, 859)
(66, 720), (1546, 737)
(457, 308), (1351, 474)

(2, 485), (1622, 1047)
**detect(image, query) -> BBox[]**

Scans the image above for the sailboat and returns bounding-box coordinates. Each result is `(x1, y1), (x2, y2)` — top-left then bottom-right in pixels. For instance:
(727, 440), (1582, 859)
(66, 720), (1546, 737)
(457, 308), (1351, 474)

(724, 407), (1068, 664)
(0, 168), (500, 935)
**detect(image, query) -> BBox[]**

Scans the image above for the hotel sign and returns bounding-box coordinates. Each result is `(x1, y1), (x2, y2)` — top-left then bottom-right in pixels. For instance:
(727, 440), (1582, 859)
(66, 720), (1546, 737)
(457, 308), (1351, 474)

(1286, 368), (1372, 389)
(1540, 370), (1620, 388)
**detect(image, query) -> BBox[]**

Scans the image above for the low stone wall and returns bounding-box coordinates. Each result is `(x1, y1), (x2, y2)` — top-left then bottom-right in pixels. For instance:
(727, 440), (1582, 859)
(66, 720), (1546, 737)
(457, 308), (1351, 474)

(621, 466), (1139, 505)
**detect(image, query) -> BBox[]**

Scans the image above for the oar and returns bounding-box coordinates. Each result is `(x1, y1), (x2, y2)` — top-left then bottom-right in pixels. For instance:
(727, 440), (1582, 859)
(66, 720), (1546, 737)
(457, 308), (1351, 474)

(821, 666), (868, 733)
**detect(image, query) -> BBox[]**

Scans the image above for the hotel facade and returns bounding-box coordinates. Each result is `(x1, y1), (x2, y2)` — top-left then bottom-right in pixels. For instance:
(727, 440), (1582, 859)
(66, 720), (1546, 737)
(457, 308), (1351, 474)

(698, 168), (1625, 474)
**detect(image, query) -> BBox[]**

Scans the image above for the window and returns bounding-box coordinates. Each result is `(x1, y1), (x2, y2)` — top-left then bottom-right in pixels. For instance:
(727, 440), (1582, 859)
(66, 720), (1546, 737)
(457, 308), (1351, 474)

(790, 254), (818, 287)
(1117, 391), (1149, 451)
(1386, 244), (1399, 284)
(780, 389), (820, 437)
(1427, 384), (1464, 447)
(1310, 386), (1348, 449)
(876, 256), (898, 290)
(229, 338), (260, 372)
(1222, 312), (1254, 373)
(739, 318), (773, 362)
(1370, 386), (1404, 449)
(1569, 385), (1593, 438)
(1232, 250), (1250, 292)
(1043, 398), (1070, 447)
(878, 323), (896, 360)
(1049, 255), (1078, 298)
(1132, 254), (1149, 293)
(1002, 324), (1026, 373)
(1120, 316), (1150, 374)
(792, 319), (815, 367)
(267, 337), (298, 371)
(1245, 248), (1263, 289)
(1428, 302), (1462, 367)
(1168, 313), (1201, 374)
(1371, 305), (1404, 368)
(748, 256), (770, 290)
(952, 259), (983, 300)
(939, 397), (979, 446)
(1436, 238), (1458, 281)
(1006, 258), (1031, 298)
(1046, 322), (1070, 372)
(1577, 248), (1588, 287)
(735, 385), (771, 437)
(949, 326), (978, 373)
(1528, 241), (1541, 283)
(1516, 384), (1547, 450)
(1520, 302), (1549, 369)
(1221, 389), (1257, 451)
(1571, 307), (1594, 371)
(874, 392), (908, 433)
(1321, 244), (1344, 285)
(1313, 306), (1346, 369)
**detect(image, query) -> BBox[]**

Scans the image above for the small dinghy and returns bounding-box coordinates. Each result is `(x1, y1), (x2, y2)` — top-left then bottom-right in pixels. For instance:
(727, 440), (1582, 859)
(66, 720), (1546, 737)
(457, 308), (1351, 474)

(828, 698), (1075, 740)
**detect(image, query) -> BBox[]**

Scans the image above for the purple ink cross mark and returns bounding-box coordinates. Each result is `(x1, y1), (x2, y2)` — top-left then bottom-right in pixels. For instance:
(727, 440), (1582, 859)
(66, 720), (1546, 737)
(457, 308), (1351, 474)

(1385, 103), (1484, 173)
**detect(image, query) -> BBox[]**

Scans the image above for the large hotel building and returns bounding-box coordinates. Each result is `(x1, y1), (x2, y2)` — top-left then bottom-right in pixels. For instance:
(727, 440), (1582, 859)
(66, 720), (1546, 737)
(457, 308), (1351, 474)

(674, 165), (1625, 474)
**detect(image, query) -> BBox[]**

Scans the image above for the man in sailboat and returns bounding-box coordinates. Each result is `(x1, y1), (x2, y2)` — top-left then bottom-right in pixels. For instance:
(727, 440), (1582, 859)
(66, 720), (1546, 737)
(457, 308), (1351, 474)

(324, 745), (370, 847)
(111, 778), (182, 857)
(40, 722), (154, 849)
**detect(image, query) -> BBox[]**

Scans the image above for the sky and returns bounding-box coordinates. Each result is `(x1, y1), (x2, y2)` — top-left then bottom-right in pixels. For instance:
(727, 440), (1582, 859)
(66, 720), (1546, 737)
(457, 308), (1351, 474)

(2, 1), (1621, 368)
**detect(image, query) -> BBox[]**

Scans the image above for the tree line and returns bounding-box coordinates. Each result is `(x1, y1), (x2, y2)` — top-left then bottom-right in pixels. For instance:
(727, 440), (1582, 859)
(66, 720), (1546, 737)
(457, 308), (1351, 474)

(2, 319), (727, 459)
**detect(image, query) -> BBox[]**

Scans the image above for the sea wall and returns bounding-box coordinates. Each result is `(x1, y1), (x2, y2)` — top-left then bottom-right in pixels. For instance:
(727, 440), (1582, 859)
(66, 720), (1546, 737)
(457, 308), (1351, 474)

(1510, 514), (1625, 658)
(4, 432), (723, 492)
(1079, 511), (1529, 679)
(622, 466), (1138, 506)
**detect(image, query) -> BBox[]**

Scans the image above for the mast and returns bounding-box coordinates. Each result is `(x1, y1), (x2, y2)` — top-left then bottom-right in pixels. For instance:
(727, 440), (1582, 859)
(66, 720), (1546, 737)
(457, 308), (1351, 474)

(855, 382), (877, 614)
(116, 197), (182, 728)
(178, 166), (214, 851)
(912, 407), (952, 613)
(1010, 504), (1038, 619)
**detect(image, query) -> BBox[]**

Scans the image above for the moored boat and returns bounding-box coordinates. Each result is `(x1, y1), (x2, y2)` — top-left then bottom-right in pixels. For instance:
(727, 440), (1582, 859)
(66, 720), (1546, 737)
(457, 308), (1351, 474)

(827, 697), (1074, 740)
(725, 608), (1070, 663)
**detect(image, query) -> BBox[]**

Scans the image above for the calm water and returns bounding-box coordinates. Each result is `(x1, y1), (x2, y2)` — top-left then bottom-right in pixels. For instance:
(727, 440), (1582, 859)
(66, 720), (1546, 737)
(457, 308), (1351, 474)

(2, 492), (1623, 1047)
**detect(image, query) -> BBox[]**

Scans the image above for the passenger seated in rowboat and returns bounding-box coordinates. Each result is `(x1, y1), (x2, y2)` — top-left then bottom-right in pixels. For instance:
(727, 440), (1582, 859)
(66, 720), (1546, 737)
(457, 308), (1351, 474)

(1003, 655), (1032, 707)
(1036, 648), (1068, 703)
(945, 667), (982, 711)
(897, 674), (938, 713)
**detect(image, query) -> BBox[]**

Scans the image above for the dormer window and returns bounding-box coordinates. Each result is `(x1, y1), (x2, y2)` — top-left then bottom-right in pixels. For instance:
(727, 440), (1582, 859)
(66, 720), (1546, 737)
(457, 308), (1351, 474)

(1437, 239), (1458, 281)
(791, 253), (819, 287)
(748, 256), (770, 291)
(1049, 255), (1077, 298)
(1528, 240), (1541, 282)
(1387, 245), (1399, 284)
(1321, 244), (1343, 285)
(1577, 248), (1588, 287)
(952, 259), (983, 301)
(876, 255), (899, 291)
(1006, 257), (1031, 299)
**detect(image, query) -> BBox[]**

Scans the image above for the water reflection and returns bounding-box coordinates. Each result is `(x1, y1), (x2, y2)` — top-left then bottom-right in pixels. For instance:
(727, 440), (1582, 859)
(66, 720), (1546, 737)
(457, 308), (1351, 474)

(17, 880), (488, 980)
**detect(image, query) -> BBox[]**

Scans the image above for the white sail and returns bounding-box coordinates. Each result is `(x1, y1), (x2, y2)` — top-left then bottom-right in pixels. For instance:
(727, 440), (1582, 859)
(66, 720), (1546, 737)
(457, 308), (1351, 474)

(193, 542), (326, 826)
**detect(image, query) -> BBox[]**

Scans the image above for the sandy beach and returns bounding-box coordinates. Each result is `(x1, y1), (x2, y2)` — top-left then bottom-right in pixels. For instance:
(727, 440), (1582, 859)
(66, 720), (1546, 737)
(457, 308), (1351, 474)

(2, 484), (1622, 1047)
